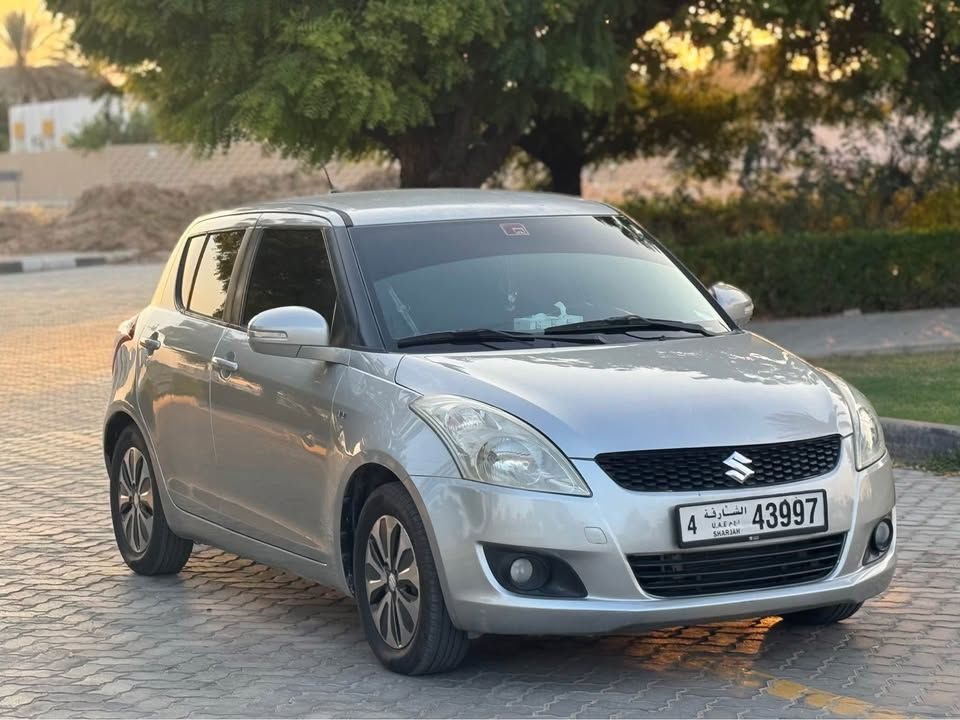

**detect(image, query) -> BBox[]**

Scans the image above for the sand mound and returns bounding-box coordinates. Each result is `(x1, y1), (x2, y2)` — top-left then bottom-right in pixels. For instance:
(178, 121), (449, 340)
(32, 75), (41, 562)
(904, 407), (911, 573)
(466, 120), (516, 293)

(0, 166), (398, 256)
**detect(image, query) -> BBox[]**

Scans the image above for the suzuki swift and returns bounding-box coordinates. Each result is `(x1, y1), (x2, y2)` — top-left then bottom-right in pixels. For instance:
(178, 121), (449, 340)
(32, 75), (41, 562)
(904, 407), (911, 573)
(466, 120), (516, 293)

(105, 190), (895, 674)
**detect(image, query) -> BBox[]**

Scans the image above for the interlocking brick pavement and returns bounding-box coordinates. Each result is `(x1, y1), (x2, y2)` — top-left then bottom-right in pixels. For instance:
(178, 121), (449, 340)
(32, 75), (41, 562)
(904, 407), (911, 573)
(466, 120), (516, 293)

(1, 263), (959, 718)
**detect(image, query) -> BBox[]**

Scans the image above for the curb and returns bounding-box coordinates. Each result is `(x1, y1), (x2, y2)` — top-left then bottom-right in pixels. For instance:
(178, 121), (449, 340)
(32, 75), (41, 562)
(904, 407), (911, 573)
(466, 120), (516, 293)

(881, 417), (960, 465)
(0, 250), (139, 275)
(803, 342), (960, 359)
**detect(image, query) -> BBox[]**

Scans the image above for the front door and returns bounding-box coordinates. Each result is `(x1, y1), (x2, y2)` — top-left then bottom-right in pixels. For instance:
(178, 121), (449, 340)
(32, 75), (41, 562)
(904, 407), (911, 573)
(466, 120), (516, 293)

(209, 226), (346, 560)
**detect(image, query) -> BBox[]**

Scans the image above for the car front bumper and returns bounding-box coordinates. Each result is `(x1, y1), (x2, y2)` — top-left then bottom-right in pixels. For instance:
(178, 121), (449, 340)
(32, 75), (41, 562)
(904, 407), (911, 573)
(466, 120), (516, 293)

(409, 439), (896, 635)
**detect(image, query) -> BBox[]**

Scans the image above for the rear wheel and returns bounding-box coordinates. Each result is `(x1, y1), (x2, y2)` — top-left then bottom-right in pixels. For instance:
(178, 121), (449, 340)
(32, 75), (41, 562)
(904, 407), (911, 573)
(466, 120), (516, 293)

(781, 602), (863, 625)
(110, 426), (193, 575)
(353, 483), (469, 674)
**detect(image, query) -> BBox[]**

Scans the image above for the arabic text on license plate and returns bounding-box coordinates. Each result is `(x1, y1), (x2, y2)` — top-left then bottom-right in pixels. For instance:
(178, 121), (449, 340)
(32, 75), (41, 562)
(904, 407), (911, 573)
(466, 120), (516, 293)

(676, 490), (827, 548)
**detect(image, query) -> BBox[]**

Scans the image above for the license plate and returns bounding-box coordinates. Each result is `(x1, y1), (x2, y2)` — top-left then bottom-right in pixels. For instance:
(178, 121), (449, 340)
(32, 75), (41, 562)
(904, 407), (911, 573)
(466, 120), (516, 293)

(675, 490), (828, 548)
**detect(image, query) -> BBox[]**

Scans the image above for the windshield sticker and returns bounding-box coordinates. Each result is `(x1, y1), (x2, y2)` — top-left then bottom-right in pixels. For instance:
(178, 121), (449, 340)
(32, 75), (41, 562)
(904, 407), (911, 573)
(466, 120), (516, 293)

(499, 222), (529, 236)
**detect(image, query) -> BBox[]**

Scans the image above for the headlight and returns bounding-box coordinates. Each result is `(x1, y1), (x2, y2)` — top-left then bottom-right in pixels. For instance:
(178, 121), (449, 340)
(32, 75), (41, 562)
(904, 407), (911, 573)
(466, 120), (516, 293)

(850, 384), (885, 469)
(411, 395), (591, 496)
(824, 372), (886, 470)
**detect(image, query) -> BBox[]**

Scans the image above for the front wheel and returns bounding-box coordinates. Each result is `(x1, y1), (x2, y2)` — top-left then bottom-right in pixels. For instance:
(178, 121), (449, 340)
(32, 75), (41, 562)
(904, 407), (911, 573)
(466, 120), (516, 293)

(354, 483), (469, 675)
(781, 602), (863, 625)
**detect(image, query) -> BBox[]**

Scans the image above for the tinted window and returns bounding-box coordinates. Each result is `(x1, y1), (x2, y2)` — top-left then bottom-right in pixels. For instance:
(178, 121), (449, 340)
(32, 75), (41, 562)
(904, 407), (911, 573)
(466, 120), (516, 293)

(241, 229), (338, 327)
(188, 230), (244, 320)
(177, 234), (206, 307)
(350, 215), (729, 344)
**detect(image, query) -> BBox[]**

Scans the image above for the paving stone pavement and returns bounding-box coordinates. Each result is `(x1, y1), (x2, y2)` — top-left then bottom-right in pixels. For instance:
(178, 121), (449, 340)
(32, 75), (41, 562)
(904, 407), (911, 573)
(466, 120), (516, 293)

(1, 263), (959, 719)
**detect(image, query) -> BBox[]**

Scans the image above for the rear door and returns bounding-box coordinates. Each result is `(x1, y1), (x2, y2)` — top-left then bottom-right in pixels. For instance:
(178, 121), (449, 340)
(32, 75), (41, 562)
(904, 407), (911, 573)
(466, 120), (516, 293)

(209, 221), (349, 560)
(136, 227), (247, 520)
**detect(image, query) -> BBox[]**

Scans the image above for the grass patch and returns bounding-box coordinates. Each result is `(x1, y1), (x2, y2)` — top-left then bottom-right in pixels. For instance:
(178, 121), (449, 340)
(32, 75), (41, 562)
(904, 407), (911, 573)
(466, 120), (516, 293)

(818, 351), (960, 426)
(916, 450), (960, 474)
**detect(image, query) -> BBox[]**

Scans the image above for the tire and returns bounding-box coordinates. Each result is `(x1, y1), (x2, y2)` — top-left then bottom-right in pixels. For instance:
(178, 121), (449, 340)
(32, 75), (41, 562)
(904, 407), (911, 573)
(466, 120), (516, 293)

(110, 426), (193, 575)
(353, 483), (469, 675)
(781, 602), (863, 625)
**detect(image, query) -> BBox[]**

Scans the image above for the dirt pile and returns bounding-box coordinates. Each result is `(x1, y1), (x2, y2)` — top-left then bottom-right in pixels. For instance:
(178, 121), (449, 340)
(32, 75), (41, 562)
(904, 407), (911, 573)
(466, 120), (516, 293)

(0, 166), (397, 256)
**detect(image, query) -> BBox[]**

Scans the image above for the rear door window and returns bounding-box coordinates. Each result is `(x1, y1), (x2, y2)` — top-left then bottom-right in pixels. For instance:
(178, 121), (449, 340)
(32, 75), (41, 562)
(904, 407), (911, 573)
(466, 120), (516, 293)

(185, 230), (244, 320)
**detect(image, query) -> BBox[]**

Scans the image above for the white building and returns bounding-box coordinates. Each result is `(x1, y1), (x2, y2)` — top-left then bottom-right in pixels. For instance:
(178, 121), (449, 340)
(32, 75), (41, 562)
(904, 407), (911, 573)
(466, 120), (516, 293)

(8, 96), (119, 153)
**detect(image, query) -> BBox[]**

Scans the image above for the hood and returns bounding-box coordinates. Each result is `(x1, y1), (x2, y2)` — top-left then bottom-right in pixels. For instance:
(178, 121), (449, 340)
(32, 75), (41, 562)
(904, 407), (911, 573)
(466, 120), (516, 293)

(395, 332), (853, 458)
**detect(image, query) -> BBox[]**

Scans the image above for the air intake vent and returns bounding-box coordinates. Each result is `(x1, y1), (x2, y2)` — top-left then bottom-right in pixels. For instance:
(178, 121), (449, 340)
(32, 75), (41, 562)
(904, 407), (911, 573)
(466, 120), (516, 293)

(627, 533), (846, 598)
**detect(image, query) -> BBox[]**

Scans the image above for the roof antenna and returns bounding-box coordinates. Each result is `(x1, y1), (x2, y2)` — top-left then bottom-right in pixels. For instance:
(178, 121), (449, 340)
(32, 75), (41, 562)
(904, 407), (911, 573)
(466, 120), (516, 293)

(321, 164), (339, 193)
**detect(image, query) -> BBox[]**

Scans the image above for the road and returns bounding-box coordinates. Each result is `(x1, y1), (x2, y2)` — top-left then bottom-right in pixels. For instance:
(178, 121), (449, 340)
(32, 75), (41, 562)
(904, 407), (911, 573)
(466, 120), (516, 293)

(1, 263), (958, 718)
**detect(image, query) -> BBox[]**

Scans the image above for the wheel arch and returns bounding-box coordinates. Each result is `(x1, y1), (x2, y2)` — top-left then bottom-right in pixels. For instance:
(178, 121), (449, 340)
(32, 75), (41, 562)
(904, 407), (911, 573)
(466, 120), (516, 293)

(339, 462), (405, 596)
(103, 409), (138, 471)
(336, 457), (453, 605)
(101, 403), (193, 543)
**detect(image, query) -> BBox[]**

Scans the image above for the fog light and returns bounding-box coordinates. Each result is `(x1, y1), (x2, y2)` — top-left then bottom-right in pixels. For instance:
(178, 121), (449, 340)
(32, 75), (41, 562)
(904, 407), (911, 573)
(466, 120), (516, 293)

(871, 519), (893, 553)
(509, 557), (535, 587)
(483, 545), (586, 598)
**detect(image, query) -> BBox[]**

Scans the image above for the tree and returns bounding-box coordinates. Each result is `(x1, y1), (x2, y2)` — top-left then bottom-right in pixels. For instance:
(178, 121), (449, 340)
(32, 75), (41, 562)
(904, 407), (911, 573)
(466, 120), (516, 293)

(51, 0), (697, 188)
(684, 1), (960, 190)
(0, 9), (91, 103)
(67, 104), (156, 150)
(518, 73), (759, 195)
(512, 1), (760, 196)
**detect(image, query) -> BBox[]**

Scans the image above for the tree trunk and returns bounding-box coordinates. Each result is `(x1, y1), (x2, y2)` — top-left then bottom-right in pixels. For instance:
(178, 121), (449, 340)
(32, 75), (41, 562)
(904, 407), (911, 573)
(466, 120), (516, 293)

(543, 155), (584, 196)
(390, 118), (520, 188)
(396, 141), (442, 188)
(518, 113), (588, 196)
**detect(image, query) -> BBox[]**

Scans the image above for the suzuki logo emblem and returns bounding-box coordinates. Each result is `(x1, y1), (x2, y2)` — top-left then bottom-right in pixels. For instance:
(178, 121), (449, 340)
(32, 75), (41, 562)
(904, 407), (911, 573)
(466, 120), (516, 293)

(723, 451), (755, 483)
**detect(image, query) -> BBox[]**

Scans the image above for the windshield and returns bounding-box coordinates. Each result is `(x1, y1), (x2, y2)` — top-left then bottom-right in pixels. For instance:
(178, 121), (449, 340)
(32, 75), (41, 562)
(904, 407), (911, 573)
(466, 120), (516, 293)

(350, 215), (730, 348)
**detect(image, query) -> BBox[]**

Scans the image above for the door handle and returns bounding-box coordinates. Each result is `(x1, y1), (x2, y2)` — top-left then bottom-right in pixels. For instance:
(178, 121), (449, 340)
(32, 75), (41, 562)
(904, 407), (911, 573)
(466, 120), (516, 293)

(139, 336), (161, 352)
(212, 356), (239, 373)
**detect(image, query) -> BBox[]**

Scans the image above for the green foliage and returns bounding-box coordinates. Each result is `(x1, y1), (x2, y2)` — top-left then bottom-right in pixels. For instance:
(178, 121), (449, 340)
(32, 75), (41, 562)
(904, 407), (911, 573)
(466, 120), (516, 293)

(669, 2), (960, 193)
(699, 0), (960, 118)
(50, 0), (658, 187)
(667, 229), (960, 318)
(48, 0), (960, 190)
(916, 450), (960, 474)
(67, 105), (156, 150)
(620, 187), (914, 248)
(902, 187), (960, 230)
(620, 129), (960, 247)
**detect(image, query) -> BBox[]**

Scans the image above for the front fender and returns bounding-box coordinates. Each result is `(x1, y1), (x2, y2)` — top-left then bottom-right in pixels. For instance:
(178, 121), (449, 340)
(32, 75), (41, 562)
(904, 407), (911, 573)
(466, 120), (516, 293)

(328, 364), (463, 618)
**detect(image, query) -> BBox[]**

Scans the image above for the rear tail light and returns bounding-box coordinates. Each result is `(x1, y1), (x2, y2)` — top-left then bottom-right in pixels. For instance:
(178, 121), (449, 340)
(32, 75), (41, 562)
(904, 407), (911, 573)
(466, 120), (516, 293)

(113, 314), (139, 369)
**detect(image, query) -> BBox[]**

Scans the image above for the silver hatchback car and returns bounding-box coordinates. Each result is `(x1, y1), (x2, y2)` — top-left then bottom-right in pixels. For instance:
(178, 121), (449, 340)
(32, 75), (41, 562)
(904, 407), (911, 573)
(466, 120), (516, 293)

(105, 190), (895, 674)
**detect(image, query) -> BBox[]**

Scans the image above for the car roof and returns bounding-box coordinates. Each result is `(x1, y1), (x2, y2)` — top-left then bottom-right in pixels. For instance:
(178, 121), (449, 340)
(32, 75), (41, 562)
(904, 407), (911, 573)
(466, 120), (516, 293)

(203, 189), (617, 227)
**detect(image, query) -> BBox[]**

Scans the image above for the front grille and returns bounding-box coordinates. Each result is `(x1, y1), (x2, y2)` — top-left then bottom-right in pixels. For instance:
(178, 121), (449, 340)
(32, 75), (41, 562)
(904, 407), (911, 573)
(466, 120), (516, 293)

(596, 435), (842, 492)
(627, 533), (846, 598)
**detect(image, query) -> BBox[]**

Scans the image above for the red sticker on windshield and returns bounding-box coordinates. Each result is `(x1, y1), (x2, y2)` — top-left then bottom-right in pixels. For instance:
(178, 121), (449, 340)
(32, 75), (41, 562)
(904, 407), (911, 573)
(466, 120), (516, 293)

(500, 222), (529, 236)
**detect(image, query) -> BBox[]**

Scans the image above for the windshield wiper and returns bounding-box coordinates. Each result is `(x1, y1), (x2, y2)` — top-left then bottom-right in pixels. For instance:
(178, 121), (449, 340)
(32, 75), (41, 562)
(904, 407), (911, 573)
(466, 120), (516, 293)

(396, 328), (604, 348)
(544, 315), (716, 337)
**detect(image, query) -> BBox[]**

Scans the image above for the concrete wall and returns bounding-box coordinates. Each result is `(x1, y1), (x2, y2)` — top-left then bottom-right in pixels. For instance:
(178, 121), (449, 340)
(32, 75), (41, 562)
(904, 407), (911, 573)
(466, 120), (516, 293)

(0, 142), (304, 206)
(0, 140), (742, 207)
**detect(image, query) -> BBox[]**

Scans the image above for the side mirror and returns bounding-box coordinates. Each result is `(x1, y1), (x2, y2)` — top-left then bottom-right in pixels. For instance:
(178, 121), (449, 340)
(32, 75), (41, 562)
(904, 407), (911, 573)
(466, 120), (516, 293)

(248, 306), (330, 357)
(710, 282), (754, 326)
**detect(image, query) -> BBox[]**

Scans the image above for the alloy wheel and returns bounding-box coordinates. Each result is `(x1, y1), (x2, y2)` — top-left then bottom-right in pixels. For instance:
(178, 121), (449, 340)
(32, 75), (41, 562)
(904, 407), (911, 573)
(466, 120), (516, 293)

(118, 447), (154, 553)
(365, 514), (421, 648)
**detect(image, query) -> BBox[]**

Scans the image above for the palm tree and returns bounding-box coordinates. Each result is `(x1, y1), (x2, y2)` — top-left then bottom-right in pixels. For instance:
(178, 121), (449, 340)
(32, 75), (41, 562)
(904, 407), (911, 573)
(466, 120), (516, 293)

(0, 10), (94, 104)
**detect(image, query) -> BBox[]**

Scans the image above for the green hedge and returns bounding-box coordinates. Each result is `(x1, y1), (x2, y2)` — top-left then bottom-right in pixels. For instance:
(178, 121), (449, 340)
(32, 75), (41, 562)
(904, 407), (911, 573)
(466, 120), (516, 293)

(668, 230), (960, 318)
